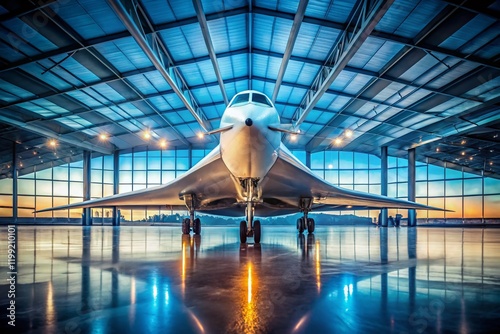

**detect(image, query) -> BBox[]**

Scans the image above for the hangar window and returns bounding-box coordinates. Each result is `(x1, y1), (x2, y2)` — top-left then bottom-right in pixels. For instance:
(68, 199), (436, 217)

(252, 93), (272, 107)
(229, 93), (249, 107)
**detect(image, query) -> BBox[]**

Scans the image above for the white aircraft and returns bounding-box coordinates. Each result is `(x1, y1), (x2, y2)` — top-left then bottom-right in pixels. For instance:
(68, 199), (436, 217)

(37, 90), (439, 243)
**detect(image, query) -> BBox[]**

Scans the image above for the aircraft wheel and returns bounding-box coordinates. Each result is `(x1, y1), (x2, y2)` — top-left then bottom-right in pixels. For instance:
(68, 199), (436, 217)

(254, 220), (261, 244)
(298, 217), (305, 234)
(193, 218), (201, 235)
(240, 220), (247, 243)
(307, 218), (315, 233)
(182, 218), (190, 234)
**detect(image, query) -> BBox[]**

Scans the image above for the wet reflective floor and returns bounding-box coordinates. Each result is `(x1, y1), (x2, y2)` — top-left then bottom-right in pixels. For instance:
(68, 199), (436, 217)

(1, 225), (500, 333)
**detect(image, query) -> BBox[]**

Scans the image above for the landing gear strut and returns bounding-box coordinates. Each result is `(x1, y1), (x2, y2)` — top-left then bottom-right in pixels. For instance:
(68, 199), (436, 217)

(297, 197), (315, 234)
(240, 179), (261, 244)
(182, 194), (201, 235)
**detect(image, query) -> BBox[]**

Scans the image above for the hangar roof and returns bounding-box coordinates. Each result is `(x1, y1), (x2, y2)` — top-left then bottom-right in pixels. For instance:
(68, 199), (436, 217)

(0, 0), (498, 178)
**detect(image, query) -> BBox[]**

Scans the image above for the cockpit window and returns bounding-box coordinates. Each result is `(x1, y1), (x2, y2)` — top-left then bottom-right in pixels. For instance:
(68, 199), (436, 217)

(229, 93), (249, 107)
(252, 93), (272, 107)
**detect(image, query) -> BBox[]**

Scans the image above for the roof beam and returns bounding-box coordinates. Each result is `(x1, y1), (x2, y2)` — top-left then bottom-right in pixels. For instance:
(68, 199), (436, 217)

(28, 4), (191, 146)
(271, 0), (309, 103)
(253, 6), (499, 71)
(2, 3), (496, 76)
(440, 0), (500, 20)
(370, 31), (500, 71)
(293, 0), (395, 127)
(107, 0), (212, 132)
(302, 2), (485, 151)
(0, 0), (59, 22)
(192, 0), (228, 105)
(0, 114), (114, 155)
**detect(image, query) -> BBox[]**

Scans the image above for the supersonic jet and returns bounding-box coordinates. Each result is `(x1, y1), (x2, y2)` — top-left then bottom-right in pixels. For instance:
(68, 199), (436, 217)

(37, 90), (440, 243)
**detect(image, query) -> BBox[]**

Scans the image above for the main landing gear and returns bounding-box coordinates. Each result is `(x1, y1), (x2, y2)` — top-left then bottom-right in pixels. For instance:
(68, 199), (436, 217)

(240, 179), (261, 244)
(297, 197), (315, 234)
(182, 194), (201, 235)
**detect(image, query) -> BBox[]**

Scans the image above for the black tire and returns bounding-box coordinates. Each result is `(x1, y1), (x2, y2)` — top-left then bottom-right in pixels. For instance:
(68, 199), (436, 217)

(194, 218), (201, 235)
(298, 217), (305, 234)
(254, 220), (261, 244)
(240, 220), (247, 243)
(307, 218), (315, 233)
(182, 218), (190, 234)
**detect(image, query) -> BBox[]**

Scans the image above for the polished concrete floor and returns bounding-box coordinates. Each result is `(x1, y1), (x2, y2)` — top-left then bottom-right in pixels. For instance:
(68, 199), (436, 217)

(1, 224), (500, 333)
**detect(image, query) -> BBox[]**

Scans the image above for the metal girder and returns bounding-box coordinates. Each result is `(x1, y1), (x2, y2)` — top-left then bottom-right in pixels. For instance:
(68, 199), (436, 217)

(441, 0), (500, 20)
(192, 0), (228, 105)
(0, 0), (59, 22)
(292, 0), (395, 127)
(107, 0), (212, 132)
(409, 96), (500, 149)
(252, 6), (499, 71)
(0, 7), (246, 74)
(23, 4), (192, 146)
(0, 114), (114, 155)
(302, 1), (481, 151)
(1, 3), (497, 76)
(271, 0), (309, 103)
(370, 31), (500, 71)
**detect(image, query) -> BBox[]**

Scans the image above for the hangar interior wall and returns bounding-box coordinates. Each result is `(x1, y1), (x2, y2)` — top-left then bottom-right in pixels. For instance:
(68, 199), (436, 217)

(0, 148), (499, 223)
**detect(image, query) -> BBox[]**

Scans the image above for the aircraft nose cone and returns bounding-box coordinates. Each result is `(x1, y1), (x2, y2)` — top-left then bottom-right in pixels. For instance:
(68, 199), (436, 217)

(245, 118), (253, 127)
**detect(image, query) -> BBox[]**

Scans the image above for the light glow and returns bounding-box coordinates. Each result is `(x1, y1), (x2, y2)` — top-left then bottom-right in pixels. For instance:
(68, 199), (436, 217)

(345, 129), (353, 138)
(334, 138), (342, 145)
(99, 133), (108, 141)
(197, 132), (205, 139)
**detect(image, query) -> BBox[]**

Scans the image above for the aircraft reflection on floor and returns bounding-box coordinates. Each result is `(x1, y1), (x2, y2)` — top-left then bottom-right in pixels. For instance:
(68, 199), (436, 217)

(1, 225), (500, 333)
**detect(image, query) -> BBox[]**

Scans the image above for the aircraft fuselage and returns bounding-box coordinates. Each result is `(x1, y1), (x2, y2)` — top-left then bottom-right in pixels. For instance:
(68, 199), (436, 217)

(219, 90), (280, 180)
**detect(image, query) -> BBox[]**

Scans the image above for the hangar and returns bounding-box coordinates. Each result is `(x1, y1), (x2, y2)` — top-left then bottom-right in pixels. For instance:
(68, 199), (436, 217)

(0, 0), (499, 333)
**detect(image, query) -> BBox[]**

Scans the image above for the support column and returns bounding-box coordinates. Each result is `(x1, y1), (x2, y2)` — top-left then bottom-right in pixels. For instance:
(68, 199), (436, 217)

(112, 150), (120, 226)
(408, 148), (417, 227)
(12, 142), (18, 223)
(380, 146), (388, 227)
(82, 151), (91, 226)
(305, 151), (311, 169)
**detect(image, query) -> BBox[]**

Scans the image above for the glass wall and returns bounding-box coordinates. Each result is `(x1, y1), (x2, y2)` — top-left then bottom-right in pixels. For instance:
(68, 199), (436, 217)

(0, 155), (85, 219)
(0, 148), (499, 223)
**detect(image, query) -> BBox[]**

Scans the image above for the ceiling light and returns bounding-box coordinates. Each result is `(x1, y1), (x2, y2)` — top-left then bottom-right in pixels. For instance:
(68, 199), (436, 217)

(345, 129), (353, 138)
(436, 147), (440, 152)
(33, 151), (37, 155)
(461, 152), (465, 156)
(461, 140), (466, 145)
(334, 138), (342, 145)
(159, 140), (167, 148)
(143, 131), (151, 140)
(469, 156), (473, 161)
(290, 134), (297, 142)
(99, 133), (108, 141)
(490, 162), (494, 166)
(197, 132), (205, 139)
(49, 139), (57, 147)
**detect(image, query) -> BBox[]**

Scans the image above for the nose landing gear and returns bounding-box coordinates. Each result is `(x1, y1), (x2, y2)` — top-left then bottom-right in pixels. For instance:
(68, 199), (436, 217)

(240, 179), (261, 244)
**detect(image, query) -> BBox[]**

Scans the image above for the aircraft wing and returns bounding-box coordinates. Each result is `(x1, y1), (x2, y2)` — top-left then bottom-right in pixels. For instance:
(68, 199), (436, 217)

(256, 144), (441, 215)
(36, 146), (237, 213)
